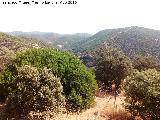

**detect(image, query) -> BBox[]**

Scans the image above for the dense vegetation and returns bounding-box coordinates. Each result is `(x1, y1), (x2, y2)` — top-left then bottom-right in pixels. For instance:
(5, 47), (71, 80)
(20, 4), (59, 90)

(132, 54), (159, 71)
(9, 31), (91, 50)
(123, 69), (160, 119)
(92, 44), (133, 89)
(2, 65), (65, 119)
(0, 32), (46, 72)
(0, 48), (97, 112)
(9, 31), (61, 43)
(9, 27), (160, 61)
(73, 26), (160, 60)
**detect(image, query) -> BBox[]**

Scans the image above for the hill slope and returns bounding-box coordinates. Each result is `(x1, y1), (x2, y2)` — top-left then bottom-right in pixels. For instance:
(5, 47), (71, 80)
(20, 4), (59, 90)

(0, 32), (46, 71)
(74, 26), (160, 59)
(9, 31), (91, 50)
(8, 27), (160, 60)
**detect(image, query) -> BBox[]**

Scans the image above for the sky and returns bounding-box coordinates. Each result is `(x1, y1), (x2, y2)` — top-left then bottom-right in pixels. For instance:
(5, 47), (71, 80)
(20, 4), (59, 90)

(0, 0), (160, 34)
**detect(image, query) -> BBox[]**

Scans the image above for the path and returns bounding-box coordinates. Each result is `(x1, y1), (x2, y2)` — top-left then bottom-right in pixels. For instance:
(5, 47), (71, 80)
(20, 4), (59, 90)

(55, 95), (125, 120)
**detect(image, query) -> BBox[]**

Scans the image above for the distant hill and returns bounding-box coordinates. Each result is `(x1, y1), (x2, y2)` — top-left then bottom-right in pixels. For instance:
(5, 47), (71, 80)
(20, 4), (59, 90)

(74, 26), (160, 59)
(0, 32), (46, 71)
(54, 33), (91, 50)
(9, 31), (61, 43)
(9, 31), (91, 50)
(8, 27), (160, 60)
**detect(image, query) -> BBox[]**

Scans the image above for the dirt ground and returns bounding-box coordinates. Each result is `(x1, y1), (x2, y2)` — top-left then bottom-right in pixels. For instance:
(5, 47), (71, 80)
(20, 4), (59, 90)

(54, 94), (128, 120)
(0, 94), (137, 120)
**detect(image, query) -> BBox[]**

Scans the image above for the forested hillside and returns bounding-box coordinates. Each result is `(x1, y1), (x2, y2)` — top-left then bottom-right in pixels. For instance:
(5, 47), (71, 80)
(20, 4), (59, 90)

(74, 26), (160, 59)
(0, 32), (46, 71)
(53, 33), (91, 50)
(9, 31), (61, 43)
(9, 31), (91, 50)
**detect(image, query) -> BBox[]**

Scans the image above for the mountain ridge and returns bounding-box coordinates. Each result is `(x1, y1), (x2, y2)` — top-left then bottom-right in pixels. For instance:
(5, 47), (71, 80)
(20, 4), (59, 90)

(5, 26), (160, 60)
(8, 31), (91, 49)
(74, 26), (160, 59)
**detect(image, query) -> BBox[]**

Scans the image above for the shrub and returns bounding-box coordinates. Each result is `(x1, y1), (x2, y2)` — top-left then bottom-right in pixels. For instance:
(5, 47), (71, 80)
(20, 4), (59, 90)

(123, 69), (160, 119)
(132, 54), (158, 71)
(2, 48), (97, 111)
(0, 70), (14, 102)
(92, 45), (133, 90)
(5, 65), (65, 114)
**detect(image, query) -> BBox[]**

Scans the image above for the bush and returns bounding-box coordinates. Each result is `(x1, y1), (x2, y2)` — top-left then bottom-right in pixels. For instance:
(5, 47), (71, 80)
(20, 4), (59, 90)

(93, 45), (132, 89)
(5, 65), (65, 114)
(0, 70), (14, 102)
(132, 54), (158, 71)
(2, 48), (97, 111)
(123, 69), (160, 119)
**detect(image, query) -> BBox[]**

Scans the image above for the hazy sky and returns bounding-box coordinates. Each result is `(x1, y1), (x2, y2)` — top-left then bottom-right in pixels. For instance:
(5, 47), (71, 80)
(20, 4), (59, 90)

(0, 0), (160, 34)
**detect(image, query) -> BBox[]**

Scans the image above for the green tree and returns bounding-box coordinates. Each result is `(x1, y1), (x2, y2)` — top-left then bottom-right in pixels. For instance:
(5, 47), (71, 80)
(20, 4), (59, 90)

(123, 69), (160, 119)
(132, 54), (158, 71)
(0, 69), (14, 102)
(5, 65), (65, 113)
(1, 48), (97, 111)
(93, 45), (132, 90)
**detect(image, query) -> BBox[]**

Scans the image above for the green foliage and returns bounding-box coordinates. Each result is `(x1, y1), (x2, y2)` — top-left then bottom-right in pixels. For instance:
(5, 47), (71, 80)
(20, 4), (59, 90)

(0, 70), (14, 102)
(3, 48), (97, 111)
(0, 32), (46, 72)
(54, 33), (91, 50)
(10, 31), (91, 50)
(93, 45), (133, 89)
(123, 69), (160, 119)
(6, 65), (65, 113)
(74, 27), (126, 52)
(132, 54), (158, 71)
(74, 26), (160, 60)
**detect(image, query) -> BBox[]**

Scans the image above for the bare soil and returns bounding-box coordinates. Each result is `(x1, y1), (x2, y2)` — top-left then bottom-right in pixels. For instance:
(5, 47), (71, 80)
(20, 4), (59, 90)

(54, 94), (131, 120)
(0, 94), (139, 120)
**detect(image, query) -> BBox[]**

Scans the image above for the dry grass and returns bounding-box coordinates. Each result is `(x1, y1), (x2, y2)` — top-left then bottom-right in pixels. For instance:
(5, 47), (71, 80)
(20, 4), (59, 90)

(53, 92), (133, 120)
(0, 92), (143, 120)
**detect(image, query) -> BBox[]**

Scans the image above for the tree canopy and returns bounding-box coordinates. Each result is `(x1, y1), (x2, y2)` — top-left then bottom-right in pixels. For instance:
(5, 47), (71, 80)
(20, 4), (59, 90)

(123, 69), (160, 119)
(132, 54), (159, 71)
(92, 44), (133, 90)
(0, 48), (97, 111)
